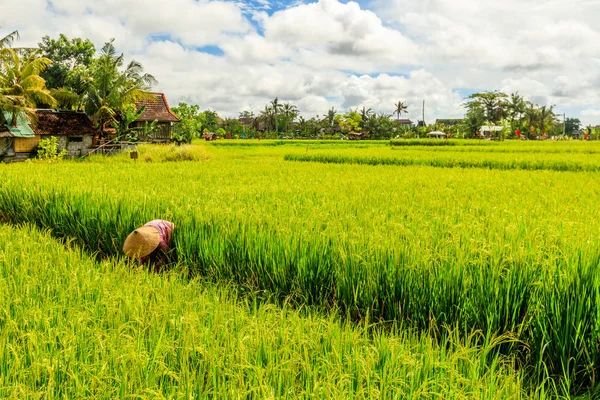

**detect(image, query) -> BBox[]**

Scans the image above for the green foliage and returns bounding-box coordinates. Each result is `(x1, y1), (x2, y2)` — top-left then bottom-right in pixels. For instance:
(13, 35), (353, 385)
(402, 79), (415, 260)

(85, 39), (156, 132)
(215, 127), (226, 136)
(565, 117), (582, 136)
(4, 141), (600, 397)
(336, 110), (362, 134)
(110, 104), (145, 141)
(0, 224), (529, 398)
(36, 136), (67, 161)
(38, 34), (95, 90)
(0, 47), (57, 122)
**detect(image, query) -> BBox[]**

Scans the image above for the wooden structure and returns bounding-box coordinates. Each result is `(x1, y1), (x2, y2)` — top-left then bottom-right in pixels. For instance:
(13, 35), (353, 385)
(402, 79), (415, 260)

(395, 119), (414, 127)
(435, 119), (463, 126)
(1, 110), (96, 162)
(133, 92), (180, 142)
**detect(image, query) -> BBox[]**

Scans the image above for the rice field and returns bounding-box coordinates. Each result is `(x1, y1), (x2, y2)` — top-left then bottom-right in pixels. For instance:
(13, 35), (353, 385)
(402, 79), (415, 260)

(2, 139), (600, 397)
(1, 225), (527, 398)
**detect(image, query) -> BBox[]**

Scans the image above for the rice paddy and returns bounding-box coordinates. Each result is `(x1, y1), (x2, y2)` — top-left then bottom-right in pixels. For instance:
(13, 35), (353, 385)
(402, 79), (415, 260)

(2, 139), (600, 397)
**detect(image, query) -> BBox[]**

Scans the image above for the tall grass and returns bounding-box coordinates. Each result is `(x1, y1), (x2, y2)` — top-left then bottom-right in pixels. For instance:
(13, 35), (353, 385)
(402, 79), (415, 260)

(0, 224), (529, 398)
(1, 143), (600, 395)
(284, 152), (600, 172)
(390, 139), (500, 146)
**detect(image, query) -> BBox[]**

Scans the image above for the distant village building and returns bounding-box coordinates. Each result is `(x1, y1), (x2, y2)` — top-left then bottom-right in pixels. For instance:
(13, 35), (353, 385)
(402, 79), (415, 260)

(395, 119), (414, 127)
(435, 119), (464, 126)
(133, 92), (180, 142)
(1, 110), (96, 162)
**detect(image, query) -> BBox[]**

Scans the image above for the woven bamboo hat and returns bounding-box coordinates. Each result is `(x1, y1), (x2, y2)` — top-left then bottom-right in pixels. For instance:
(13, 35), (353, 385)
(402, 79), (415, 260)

(123, 226), (161, 258)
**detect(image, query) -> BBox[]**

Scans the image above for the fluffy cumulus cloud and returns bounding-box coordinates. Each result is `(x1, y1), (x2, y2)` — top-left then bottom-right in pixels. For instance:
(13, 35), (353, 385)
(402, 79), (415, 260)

(2, 0), (600, 123)
(374, 0), (600, 123)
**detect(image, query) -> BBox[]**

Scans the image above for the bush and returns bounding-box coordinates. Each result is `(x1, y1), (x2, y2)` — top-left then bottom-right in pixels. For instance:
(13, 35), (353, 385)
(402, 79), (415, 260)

(37, 137), (67, 161)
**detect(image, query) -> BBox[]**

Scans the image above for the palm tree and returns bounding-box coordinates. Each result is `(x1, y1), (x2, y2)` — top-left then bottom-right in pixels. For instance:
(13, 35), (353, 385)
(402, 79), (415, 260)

(0, 30), (19, 50)
(508, 93), (526, 125)
(0, 48), (57, 126)
(327, 107), (337, 128)
(394, 101), (408, 122)
(281, 103), (298, 134)
(270, 97), (282, 134)
(524, 102), (538, 138)
(85, 39), (156, 132)
(539, 105), (554, 136)
(259, 106), (273, 134)
(359, 106), (372, 131)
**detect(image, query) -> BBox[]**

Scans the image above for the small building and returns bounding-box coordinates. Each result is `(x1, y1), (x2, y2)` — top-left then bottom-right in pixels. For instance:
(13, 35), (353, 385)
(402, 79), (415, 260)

(428, 131), (447, 139)
(133, 92), (180, 142)
(435, 119), (464, 126)
(0, 109), (96, 162)
(395, 119), (414, 127)
(347, 131), (364, 140)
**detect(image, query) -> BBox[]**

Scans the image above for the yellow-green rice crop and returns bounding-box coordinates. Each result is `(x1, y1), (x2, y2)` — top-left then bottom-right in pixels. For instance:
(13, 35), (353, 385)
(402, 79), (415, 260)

(0, 224), (529, 399)
(2, 141), (600, 395)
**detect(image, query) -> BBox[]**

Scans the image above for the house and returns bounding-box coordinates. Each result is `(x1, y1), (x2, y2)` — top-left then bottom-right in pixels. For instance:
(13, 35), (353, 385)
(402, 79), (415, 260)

(435, 119), (464, 126)
(0, 110), (96, 162)
(395, 119), (414, 127)
(133, 92), (180, 142)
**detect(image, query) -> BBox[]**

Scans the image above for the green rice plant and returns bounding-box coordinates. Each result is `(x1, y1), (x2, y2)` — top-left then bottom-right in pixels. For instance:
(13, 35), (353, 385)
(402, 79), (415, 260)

(2, 142), (600, 395)
(0, 224), (530, 398)
(390, 139), (498, 147)
(284, 153), (600, 172)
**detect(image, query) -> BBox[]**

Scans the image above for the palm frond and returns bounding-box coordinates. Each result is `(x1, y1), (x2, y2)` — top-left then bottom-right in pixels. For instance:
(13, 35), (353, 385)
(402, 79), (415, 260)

(0, 30), (19, 49)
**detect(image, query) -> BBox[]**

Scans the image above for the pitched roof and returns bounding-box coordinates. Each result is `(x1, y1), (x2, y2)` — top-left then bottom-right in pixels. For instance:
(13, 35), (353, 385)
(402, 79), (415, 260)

(1, 111), (35, 137)
(32, 110), (96, 136)
(395, 119), (413, 125)
(435, 118), (464, 126)
(134, 92), (180, 123)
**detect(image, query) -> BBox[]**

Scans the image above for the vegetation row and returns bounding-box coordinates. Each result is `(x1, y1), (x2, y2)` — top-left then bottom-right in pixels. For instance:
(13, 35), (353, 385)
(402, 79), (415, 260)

(1, 224), (533, 398)
(1, 156), (600, 396)
(284, 153), (600, 173)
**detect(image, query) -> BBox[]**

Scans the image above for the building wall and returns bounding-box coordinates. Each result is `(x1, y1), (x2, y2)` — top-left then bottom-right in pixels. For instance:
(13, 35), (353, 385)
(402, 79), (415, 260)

(14, 136), (41, 153)
(134, 122), (172, 142)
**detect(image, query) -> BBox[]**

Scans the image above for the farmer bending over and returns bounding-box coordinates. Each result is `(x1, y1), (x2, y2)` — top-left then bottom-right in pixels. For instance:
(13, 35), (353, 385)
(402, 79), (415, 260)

(123, 219), (175, 269)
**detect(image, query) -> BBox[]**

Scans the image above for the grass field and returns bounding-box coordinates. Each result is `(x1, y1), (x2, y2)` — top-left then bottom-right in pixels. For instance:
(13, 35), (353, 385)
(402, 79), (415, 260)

(0, 225), (527, 398)
(2, 139), (600, 397)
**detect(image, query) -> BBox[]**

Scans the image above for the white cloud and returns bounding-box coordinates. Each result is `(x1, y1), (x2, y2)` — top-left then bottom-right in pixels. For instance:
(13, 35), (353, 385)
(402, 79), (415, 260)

(2, 0), (600, 124)
(374, 0), (600, 124)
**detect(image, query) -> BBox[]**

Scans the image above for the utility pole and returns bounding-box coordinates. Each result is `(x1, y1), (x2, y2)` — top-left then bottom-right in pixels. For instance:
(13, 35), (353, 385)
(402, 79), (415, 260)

(422, 100), (425, 127)
(563, 113), (566, 136)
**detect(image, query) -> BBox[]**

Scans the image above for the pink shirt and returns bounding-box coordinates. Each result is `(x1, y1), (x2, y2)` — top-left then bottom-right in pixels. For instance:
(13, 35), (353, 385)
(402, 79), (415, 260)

(138, 220), (174, 265)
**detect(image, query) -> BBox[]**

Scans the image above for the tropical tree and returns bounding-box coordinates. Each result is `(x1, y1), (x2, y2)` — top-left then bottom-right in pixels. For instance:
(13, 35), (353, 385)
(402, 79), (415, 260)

(538, 105), (554, 136)
(85, 39), (156, 132)
(327, 107), (337, 129)
(270, 98), (282, 134)
(507, 92), (526, 132)
(281, 102), (298, 134)
(0, 48), (57, 126)
(0, 30), (19, 50)
(466, 91), (508, 124)
(524, 102), (539, 138)
(565, 117), (582, 136)
(110, 104), (146, 141)
(359, 106), (372, 131)
(38, 34), (95, 90)
(259, 106), (274, 134)
(394, 101), (408, 122)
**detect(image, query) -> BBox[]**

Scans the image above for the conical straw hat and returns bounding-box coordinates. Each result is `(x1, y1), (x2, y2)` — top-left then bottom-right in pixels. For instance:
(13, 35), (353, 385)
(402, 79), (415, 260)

(123, 226), (161, 258)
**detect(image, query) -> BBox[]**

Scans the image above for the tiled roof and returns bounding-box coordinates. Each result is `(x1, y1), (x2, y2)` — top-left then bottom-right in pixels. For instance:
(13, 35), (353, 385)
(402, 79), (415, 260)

(32, 110), (97, 136)
(134, 92), (180, 123)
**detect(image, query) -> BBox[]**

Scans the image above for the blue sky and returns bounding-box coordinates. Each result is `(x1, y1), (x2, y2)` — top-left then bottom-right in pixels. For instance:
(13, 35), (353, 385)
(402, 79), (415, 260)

(3, 0), (600, 123)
